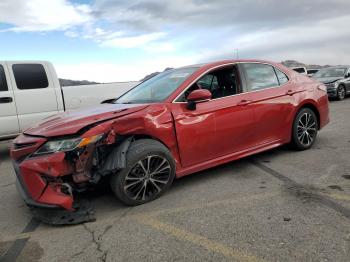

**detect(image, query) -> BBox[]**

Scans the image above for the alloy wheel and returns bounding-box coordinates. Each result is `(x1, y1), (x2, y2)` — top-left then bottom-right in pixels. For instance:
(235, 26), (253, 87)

(338, 86), (346, 100)
(297, 112), (317, 147)
(124, 155), (171, 201)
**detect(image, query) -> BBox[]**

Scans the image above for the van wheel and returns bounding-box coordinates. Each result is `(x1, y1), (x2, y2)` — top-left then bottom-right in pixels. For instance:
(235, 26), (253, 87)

(110, 139), (176, 206)
(291, 108), (318, 150)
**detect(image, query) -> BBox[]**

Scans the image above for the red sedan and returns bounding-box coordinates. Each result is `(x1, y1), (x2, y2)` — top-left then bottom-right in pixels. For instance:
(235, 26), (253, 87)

(11, 59), (329, 212)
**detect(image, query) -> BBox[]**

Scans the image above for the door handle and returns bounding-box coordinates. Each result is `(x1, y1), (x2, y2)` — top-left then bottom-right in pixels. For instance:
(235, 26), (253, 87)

(0, 97), (13, 103)
(237, 99), (252, 106)
(286, 90), (296, 96)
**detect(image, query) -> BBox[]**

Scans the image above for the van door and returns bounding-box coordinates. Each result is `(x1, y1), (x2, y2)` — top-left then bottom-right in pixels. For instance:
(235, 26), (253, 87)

(0, 63), (19, 138)
(8, 63), (59, 132)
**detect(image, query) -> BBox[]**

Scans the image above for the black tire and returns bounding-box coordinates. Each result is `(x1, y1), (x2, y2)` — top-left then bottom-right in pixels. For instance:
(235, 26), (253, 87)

(337, 85), (346, 101)
(110, 139), (176, 206)
(291, 108), (318, 150)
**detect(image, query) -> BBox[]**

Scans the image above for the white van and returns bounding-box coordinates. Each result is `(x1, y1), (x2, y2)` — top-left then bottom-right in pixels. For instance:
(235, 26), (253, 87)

(0, 61), (138, 140)
(291, 67), (307, 75)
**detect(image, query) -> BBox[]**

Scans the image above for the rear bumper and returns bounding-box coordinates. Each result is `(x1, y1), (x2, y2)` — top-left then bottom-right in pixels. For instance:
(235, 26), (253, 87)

(318, 94), (330, 129)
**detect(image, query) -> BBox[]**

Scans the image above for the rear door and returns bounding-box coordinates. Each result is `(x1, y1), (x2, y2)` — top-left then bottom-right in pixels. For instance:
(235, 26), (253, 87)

(0, 63), (19, 137)
(239, 63), (296, 145)
(8, 63), (59, 132)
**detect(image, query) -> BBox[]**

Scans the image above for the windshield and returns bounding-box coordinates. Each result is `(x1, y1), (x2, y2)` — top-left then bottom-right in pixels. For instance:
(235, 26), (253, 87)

(313, 68), (347, 78)
(115, 67), (199, 104)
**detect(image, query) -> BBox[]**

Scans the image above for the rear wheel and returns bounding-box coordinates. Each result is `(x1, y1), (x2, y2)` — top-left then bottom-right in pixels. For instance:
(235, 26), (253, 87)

(291, 108), (318, 150)
(110, 139), (175, 206)
(337, 85), (346, 101)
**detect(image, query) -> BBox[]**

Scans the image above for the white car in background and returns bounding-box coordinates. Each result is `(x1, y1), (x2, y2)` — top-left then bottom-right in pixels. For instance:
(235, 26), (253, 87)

(0, 61), (138, 140)
(307, 69), (319, 77)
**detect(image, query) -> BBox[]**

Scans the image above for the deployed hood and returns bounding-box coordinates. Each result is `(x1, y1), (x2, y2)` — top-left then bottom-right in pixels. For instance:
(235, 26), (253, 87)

(24, 103), (148, 137)
(313, 76), (343, 84)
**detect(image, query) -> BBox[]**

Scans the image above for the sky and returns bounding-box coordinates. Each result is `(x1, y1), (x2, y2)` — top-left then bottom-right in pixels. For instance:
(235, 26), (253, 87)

(0, 0), (350, 82)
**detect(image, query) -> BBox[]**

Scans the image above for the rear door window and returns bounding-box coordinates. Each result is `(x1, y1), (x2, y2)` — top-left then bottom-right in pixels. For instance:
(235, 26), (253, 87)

(242, 63), (279, 91)
(0, 65), (8, 91)
(12, 64), (49, 90)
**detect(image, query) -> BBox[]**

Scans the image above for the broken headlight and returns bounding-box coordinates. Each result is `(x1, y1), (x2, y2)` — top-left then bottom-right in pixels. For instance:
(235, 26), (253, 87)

(34, 135), (103, 156)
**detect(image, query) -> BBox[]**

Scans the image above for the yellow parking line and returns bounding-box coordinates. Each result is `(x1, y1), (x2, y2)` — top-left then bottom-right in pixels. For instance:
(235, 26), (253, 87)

(135, 215), (264, 262)
(324, 192), (350, 202)
(144, 191), (278, 218)
(0, 192), (278, 245)
(1, 232), (31, 242)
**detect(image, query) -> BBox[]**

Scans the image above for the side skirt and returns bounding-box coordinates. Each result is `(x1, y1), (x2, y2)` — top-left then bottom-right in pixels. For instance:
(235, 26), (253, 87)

(175, 140), (285, 178)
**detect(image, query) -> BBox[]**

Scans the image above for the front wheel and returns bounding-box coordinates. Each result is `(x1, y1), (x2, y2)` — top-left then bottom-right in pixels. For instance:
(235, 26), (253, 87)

(291, 108), (318, 150)
(337, 85), (346, 101)
(110, 139), (176, 206)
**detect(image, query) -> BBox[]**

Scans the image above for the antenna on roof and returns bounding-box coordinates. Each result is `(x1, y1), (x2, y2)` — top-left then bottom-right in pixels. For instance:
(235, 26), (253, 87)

(234, 48), (239, 59)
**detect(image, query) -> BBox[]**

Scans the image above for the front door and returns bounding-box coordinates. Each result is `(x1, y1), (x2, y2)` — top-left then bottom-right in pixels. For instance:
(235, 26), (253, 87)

(171, 65), (256, 168)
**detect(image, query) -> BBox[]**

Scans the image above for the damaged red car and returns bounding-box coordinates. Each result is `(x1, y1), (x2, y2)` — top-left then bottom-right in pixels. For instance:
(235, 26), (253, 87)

(11, 60), (329, 215)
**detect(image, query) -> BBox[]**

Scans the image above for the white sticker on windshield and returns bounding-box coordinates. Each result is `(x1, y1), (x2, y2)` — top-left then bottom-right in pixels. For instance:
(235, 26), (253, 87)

(169, 73), (190, 79)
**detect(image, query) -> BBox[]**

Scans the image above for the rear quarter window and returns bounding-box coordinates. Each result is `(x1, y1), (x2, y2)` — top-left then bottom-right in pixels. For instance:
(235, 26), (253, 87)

(12, 64), (49, 90)
(0, 65), (8, 91)
(242, 63), (279, 91)
(275, 68), (289, 85)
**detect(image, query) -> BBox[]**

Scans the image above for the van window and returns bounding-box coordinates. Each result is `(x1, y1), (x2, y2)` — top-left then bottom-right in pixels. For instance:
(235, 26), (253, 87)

(292, 68), (306, 74)
(12, 64), (49, 90)
(242, 63), (279, 91)
(0, 65), (8, 91)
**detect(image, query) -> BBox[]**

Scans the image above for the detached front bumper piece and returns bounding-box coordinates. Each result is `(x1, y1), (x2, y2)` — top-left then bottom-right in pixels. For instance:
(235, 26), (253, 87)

(30, 200), (96, 225)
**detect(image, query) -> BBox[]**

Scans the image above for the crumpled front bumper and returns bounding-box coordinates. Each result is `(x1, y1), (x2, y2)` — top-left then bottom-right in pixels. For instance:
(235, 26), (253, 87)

(12, 153), (74, 211)
(11, 134), (97, 224)
(13, 156), (96, 225)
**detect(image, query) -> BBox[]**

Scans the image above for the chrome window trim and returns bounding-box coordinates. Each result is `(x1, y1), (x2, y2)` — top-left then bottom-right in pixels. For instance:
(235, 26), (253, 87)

(172, 61), (291, 104)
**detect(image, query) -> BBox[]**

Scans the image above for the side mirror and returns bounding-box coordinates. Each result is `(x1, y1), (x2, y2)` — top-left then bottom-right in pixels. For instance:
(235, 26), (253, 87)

(186, 89), (212, 110)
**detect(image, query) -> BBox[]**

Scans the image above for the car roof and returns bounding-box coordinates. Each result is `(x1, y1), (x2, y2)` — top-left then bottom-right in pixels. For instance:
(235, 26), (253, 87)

(178, 59), (282, 71)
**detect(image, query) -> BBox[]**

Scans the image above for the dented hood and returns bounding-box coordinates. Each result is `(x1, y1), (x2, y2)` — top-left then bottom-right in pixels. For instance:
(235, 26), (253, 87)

(24, 103), (148, 137)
